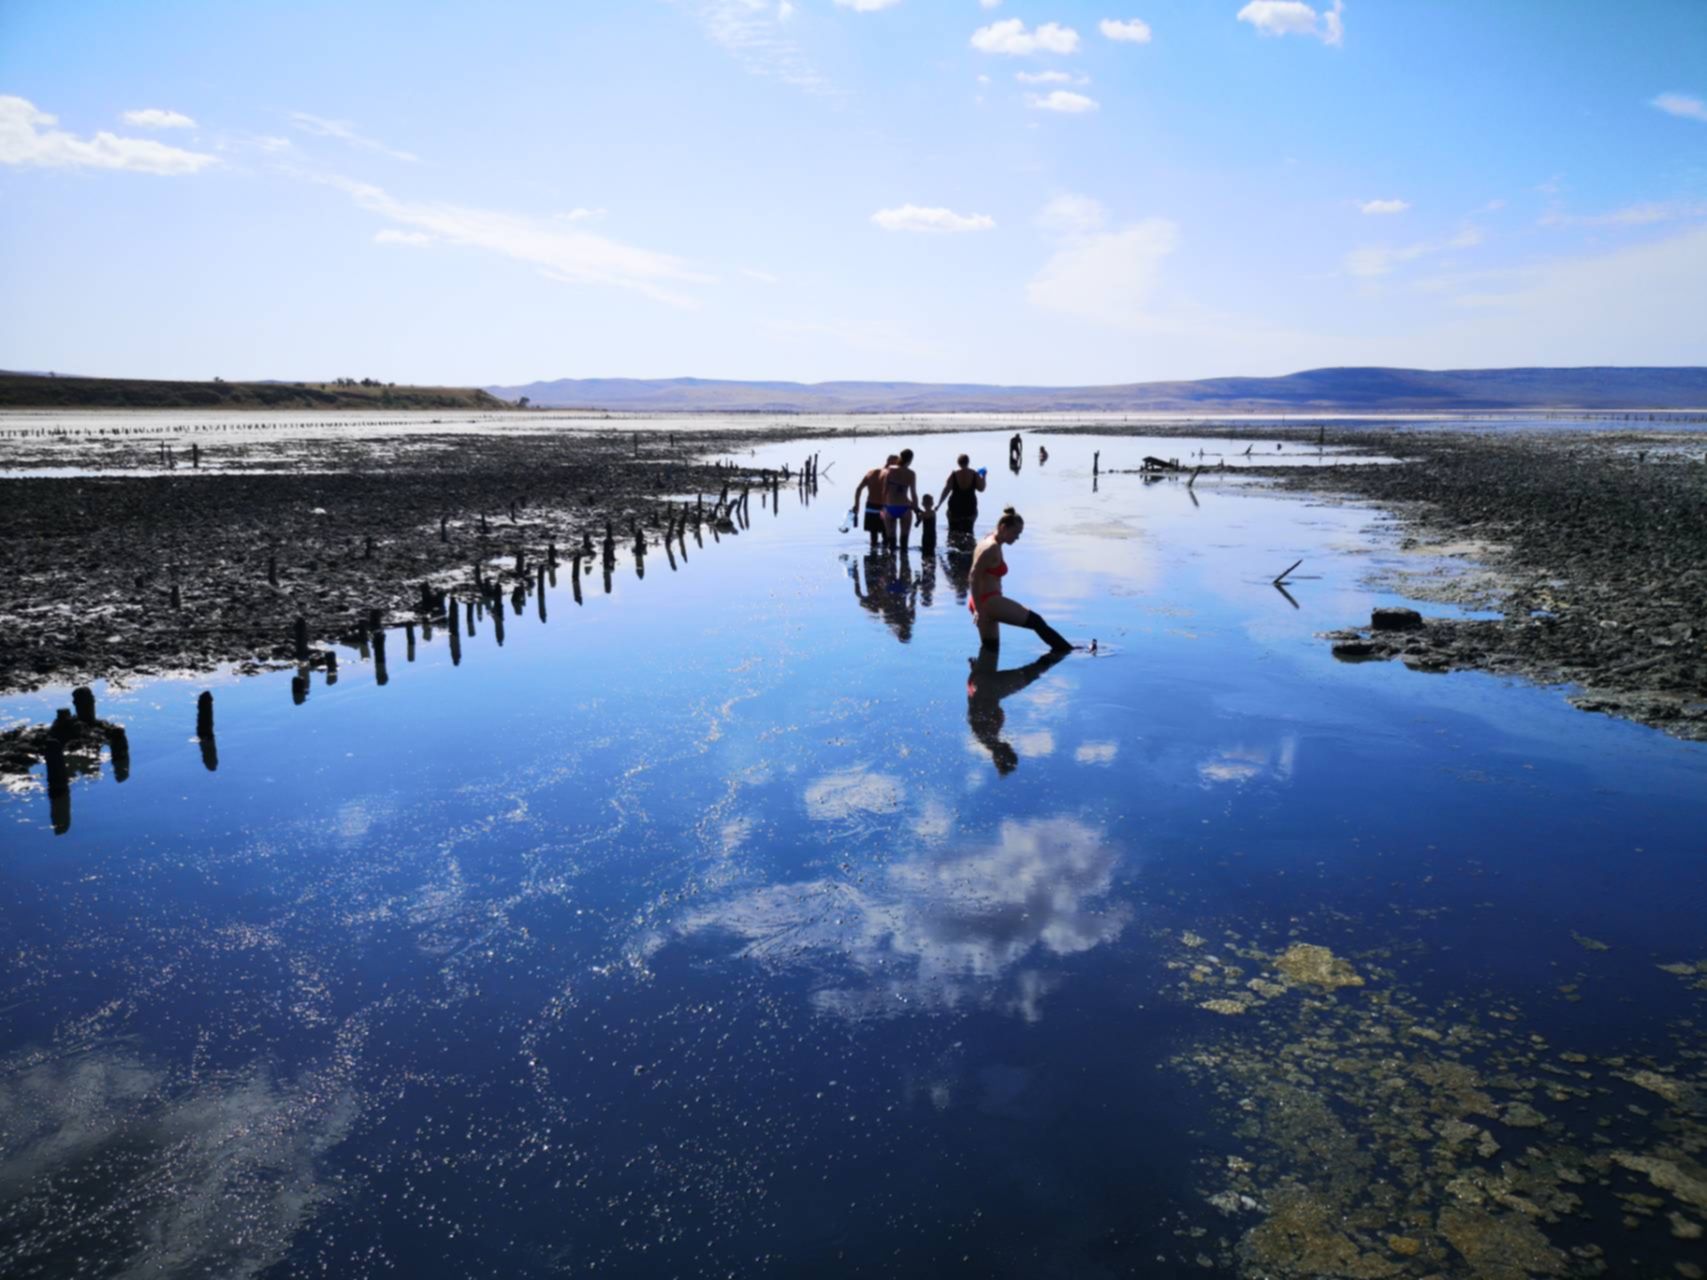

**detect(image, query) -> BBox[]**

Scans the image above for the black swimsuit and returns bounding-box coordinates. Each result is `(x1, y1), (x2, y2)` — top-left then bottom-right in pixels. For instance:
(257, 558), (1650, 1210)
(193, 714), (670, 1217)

(946, 474), (978, 532)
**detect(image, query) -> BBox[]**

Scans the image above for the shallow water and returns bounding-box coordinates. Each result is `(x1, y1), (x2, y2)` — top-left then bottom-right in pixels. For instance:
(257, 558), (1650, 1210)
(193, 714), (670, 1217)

(3, 431), (1704, 1278)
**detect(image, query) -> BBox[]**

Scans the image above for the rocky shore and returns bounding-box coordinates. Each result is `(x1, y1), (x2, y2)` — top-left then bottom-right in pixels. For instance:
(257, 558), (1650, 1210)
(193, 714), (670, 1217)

(0, 425), (827, 696)
(1269, 428), (1707, 740)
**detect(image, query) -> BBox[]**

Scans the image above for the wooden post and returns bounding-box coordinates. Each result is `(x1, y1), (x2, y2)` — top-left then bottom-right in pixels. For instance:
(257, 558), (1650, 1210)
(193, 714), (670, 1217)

(268, 554), (279, 587)
(170, 583), (181, 611)
(294, 616), (309, 661)
(43, 739), (69, 796)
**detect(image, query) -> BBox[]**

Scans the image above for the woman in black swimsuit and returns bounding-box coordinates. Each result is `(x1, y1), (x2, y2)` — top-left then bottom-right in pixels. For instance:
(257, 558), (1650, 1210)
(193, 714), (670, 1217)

(938, 453), (986, 546)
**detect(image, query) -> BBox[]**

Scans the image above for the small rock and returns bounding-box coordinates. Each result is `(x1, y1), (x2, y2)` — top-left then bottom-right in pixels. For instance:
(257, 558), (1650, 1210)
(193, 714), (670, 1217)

(1371, 606), (1424, 631)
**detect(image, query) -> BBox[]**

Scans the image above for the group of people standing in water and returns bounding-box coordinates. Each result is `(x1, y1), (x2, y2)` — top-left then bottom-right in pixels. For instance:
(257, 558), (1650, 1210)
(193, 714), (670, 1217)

(850, 448), (1073, 654)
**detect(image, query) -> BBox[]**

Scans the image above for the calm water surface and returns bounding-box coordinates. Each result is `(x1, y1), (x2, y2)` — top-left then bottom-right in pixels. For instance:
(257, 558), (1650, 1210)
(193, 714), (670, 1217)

(3, 431), (1704, 1278)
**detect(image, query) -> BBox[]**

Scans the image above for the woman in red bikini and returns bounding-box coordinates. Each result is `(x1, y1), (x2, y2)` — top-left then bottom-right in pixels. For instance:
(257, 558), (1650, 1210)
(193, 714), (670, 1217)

(969, 507), (1072, 652)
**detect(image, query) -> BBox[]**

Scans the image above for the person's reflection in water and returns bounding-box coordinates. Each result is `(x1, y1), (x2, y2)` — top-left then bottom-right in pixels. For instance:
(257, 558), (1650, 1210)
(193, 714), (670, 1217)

(966, 647), (1066, 775)
(918, 550), (937, 609)
(851, 551), (918, 643)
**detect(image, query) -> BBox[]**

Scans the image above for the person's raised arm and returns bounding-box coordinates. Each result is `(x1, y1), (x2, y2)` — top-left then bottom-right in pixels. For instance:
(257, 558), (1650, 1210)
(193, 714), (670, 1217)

(974, 470), (987, 493)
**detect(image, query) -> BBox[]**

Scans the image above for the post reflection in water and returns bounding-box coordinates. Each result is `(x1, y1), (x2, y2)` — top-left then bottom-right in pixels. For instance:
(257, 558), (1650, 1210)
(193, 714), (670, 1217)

(966, 647), (1066, 775)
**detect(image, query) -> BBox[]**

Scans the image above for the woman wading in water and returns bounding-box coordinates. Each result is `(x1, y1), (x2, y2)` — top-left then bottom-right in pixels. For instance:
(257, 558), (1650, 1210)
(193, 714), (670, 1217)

(969, 507), (1072, 652)
(938, 454), (986, 545)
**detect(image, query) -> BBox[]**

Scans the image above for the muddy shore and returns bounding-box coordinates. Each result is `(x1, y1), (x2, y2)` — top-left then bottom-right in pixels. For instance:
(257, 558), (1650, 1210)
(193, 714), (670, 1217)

(1266, 428), (1707, 740)
(3, 420), (1704, 744)
(0, 425), (836, 697)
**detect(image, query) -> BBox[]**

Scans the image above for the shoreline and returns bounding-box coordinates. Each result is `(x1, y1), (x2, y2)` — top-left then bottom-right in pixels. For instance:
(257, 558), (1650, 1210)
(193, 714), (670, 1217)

(2, 420), (1704, 744)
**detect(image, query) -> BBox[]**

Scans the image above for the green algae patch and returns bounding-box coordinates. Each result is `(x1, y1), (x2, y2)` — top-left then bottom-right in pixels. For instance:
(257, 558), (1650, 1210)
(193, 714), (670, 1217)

(1246, 1185), (1400, 1279)
(1437, 1204), (1566, 1278)
(1612, 1152), (1707, 1212)
(1274, 943), (1365, 990)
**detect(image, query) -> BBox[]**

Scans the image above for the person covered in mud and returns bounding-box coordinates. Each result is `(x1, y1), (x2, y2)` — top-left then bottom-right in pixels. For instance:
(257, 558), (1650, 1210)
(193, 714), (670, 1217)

(969, 507), (1072, 652)
(852, 455), (897, 551)
(937, 453), (986, 545)
(880, 448), (921, 551)
(966, 647), (1067, 774)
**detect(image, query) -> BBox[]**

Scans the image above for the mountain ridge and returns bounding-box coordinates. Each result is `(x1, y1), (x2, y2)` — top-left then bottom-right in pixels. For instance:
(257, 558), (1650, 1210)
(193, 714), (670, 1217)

(487, 367), (1707, 413)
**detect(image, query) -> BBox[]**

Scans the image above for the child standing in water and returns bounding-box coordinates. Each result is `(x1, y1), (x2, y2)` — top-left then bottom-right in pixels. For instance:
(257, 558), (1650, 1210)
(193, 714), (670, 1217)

(916, 494), (938, 554)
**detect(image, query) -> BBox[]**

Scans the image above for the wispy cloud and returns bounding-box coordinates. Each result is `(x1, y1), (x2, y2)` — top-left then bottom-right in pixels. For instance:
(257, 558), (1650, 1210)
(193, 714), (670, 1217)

(1236, 0), (1343, 47)
(1016, 69), (1087, 85)
(121, 108), (196, 130)
(1359, 198), (1409, 215)
(1027, 90), (1098, 114)
(1029, 199), (1180, 328)
(871, 204), (996, 232)
(555, 207), (607, 223)
(971, 19), (1080, 55)
(1650, 92), (1707, 124)
(288, 112), (418, 162)
(1539, 200), (1707, 229)
(1099, 18), (1152, 44)
(312, 173), (713, 306)
(374, 229), (432, 247)
(833, 0), (901, 9)
(1344, 225), (1482, 278)
(0, 95), (217, 174)
(1036, 193), (1108, 234)
(687, 0), (835, 94)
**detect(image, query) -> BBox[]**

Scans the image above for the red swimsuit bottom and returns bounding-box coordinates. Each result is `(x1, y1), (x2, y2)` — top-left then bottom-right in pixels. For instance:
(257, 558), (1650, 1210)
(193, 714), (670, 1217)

(970, 561), (1008, 615)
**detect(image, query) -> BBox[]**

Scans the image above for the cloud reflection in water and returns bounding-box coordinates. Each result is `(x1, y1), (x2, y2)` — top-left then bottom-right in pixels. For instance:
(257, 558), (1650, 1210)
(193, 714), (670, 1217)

(678, 816), (1127, 1022)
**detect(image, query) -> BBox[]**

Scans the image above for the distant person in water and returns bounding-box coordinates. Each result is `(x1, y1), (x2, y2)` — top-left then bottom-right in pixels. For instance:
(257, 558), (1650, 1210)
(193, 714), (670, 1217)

(1009, 432), (1022, 462)
(916, 493), (938, 554)
(881, 448), (920, 551)
(852, 456), (898, 550)
(1038, 445), (1049, 465)
(969, 507), (1072, 652)
(938, 453), (986, 545)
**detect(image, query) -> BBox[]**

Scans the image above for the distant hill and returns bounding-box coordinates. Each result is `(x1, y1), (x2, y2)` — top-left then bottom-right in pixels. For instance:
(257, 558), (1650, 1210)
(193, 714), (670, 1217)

(0, 373), (511, 412)
(487, 367), (1707, 413)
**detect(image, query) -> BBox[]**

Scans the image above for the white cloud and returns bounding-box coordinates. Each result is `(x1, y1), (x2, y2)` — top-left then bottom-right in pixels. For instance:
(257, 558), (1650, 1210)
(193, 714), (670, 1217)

(981, 0), (1002, 8)
(1015, 69), (1085, 84)
(1359, 198), (1409, 215)
(1539, 200), (1707, 229)
(691, 0), (835, 94)
(0, 95), (217, 175)
(1028, 90), (1098, 113)
(740, 266), (780, 284)
(871, 203), (996, 232)
(676, 817), (1128, 1022)
(313, 173), (713, 306)
(555, 206), (607, 223)
(1037, 193), (1108, 233)
(374, 229), (432, 247)
(1029, 216), (1180, 327)
(971, 19), (1080, 55)
(1343, 224), (1482, 277)
(288, 112), (418, 162)
(834, 0), (901, 8)
(1236, 0), (1343, 46)
(122, 107), (196, 130)
(1651, 92), (1707, 124)
(1099, 17), (1152, 43)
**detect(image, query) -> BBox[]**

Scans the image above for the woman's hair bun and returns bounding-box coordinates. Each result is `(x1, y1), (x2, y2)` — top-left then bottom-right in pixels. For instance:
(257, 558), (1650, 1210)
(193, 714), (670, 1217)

(1002, 505), (1018, 518)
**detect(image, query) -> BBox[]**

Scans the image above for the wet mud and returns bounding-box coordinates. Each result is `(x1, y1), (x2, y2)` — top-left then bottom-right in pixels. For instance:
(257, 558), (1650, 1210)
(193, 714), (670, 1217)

(1263, 429), (1707, 740)
(0, 427), (816, 694)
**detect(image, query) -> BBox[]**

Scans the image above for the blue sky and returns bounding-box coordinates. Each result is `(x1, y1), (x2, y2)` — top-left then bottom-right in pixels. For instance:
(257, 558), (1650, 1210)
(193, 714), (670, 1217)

(2, 0), (1704, 385)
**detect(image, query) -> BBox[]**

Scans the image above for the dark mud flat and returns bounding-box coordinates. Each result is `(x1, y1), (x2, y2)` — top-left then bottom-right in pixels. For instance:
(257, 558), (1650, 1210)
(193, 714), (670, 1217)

(1259, 429), (1707, 740)
(0, 426), (829, 695)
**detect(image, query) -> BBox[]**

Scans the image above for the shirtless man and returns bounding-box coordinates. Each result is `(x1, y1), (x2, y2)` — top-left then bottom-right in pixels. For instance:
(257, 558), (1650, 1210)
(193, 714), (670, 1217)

(852, 455), (898, 550)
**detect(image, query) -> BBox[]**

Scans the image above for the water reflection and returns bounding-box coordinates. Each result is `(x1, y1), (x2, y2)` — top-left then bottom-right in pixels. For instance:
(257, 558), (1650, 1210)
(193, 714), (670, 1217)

(848, 551), (917, 643)
(678, 816), (1126, 1022)
(1198, 736), (1297, 785)
(966, 649), (1066, 775)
